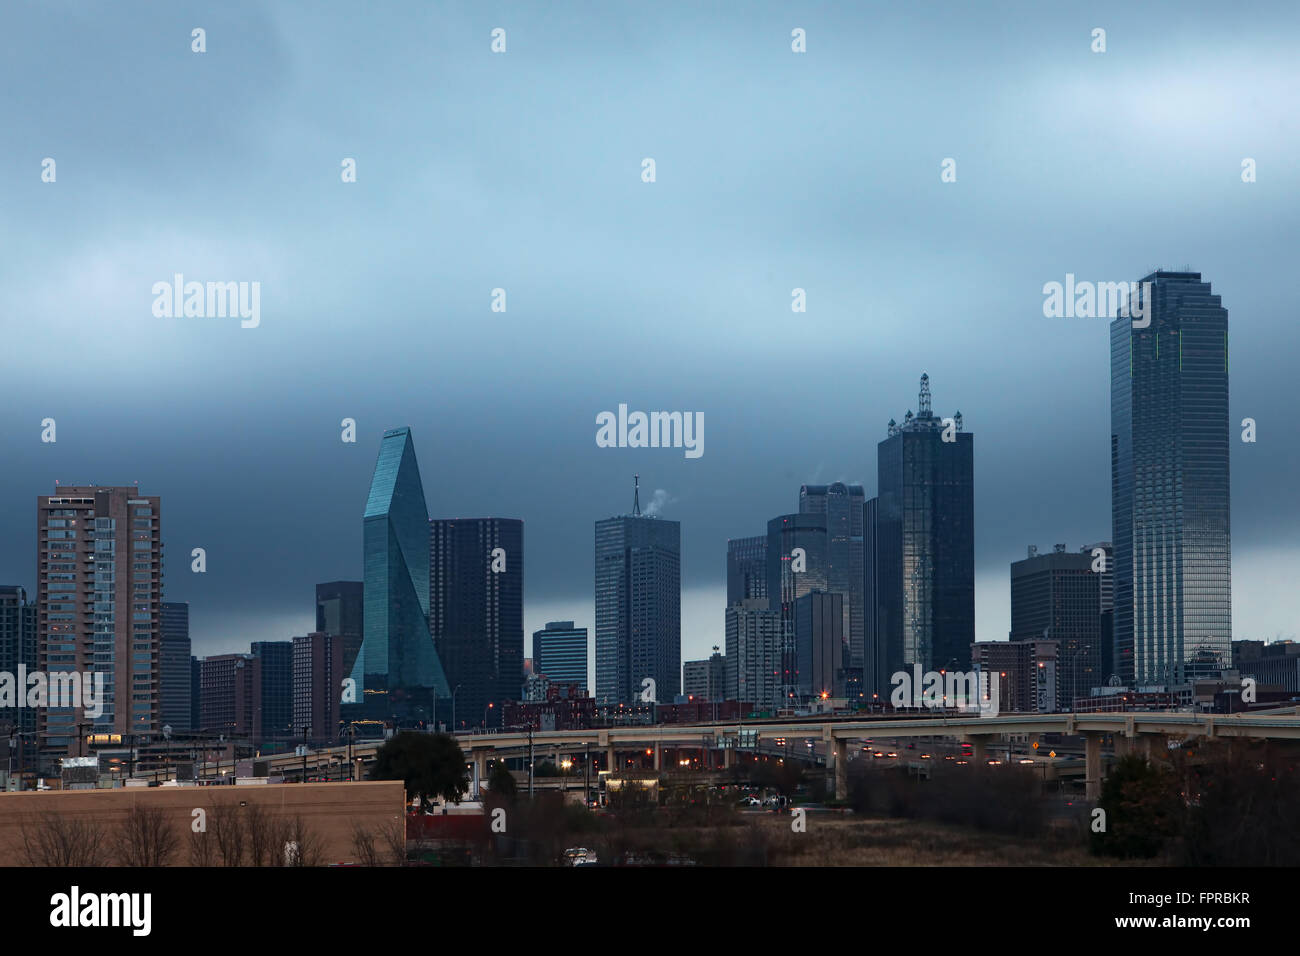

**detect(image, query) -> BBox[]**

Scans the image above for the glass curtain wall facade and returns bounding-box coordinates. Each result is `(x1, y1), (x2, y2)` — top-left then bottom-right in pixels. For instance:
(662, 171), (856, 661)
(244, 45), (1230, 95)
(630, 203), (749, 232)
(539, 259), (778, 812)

(348, 427), (450, 726)
(1110, 271), (1231, 684)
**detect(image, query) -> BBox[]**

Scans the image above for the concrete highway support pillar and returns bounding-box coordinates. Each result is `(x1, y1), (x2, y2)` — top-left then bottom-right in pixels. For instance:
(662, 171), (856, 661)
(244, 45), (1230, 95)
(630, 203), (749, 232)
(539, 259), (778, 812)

(1114, 734), (1133, 758)
(969, 736), (987, 764)
(832, 738), (848, 802)
(653, 742), (661, 771)
(1085, 732), (1102, 801)
(473, 752), (486, 796)
(724, 746), (734, 769)
(606, 745), (615, 772)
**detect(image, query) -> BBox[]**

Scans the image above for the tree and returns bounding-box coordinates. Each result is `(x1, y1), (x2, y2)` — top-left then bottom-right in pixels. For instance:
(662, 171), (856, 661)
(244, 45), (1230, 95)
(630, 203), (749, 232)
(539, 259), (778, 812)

(488, 759), (516, 801)
(112, 807), (179, 867)
(1092, 754), (1181, 859)
(20, 813), (108, 867)
(371, 731), (469, 808)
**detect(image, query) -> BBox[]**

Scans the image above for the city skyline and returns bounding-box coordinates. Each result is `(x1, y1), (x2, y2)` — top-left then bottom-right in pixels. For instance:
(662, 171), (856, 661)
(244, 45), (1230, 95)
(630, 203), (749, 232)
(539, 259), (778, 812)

(2, 2), (1297, 669)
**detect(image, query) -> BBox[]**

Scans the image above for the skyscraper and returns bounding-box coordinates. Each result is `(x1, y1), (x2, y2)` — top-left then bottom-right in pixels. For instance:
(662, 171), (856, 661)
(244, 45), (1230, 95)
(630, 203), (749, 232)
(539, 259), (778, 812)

(1111, 271), (1231, 684)
(0, 586), (38, 737)
(292, 632), (344, 747)
(767, 513), (828, 703)
(37, 486), (163, 758)
(159, 601), (191, 733)
(532, 620), (588, 693)
(315, 581), (364, 680)
(429, 517), (524, 730)
(726, 535), (767, 606)
(867, 374), (974, 697)
(348, 428), (450, 726)
(594, 478), (681, 704)
(198, 653), (255, 738)
(251, 640), (294, 746)
(795, 591), (844, 700)
(799, 483), (865, 669)
(725, 598), (782, 709)
(1009, 545), (1101, 709)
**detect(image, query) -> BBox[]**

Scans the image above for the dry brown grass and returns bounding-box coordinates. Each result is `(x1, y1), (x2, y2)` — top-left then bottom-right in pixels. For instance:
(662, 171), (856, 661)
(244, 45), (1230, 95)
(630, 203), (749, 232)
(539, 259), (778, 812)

(750, 813), (1149, 866)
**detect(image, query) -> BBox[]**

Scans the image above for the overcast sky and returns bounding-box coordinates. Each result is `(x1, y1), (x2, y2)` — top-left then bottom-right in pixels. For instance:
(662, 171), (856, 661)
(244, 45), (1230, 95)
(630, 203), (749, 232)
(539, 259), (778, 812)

(2, 0), (1297, 670)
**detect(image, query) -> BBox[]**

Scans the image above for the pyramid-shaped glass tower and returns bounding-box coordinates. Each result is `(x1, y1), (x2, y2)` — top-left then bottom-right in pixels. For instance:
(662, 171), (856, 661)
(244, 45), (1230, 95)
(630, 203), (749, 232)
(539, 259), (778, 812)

(348, 426), (450, 727)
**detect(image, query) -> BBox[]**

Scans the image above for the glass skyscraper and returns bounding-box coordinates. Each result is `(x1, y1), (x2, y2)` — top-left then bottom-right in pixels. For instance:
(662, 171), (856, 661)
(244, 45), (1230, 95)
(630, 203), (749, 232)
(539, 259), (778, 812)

(866, 374), (974, 697)
(726, 535), (767, 606)
(594, 482), (681, 704)
(1110, 271), (1230, 684)
(799, 483), (865, 670)
(159, 601), (191, 732)
(348, 427), (450, 726)
(315, 581), (363, 681)
(429, 517), (524, 730)
(766, 513), (828, 702)
(533, 620), (588, 693)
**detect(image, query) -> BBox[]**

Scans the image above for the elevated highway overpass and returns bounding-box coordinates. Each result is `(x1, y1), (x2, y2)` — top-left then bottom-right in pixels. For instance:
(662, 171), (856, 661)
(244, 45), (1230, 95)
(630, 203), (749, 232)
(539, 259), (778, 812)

(217, 707), (1300, 800)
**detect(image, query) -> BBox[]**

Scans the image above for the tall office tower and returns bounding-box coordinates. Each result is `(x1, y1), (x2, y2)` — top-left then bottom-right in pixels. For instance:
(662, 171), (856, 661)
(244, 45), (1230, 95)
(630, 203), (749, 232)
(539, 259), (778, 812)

(532, 620), (588, 693)
(347, 427), (450, 726)
(37, 486), (162, 757)
(726, 536), (767, 606)
(725, 598), (782, 709)
(799, 483), (865, 669)
(595, 478), (681, 704)
(864, 497), (882, 700)
(0, 586), (38, 736)
(190, 656), (200, 731)
(315, 581), (364, 680)
(795, 591), (845, 700)
(429, 517), (524, 730)
(767, 513), (828, 703)
(1010, 545), (1101, 710)
(292, 632), (344, 747)
(1111, 271), (1231, 684)
(682, 652), (725, 701)
(250, 640), (294, 747)
(868, 375), (974, 697)
(198, 653), (255, 737)
(1082, 542), (1115, 683)
(159, 602), (191, 733)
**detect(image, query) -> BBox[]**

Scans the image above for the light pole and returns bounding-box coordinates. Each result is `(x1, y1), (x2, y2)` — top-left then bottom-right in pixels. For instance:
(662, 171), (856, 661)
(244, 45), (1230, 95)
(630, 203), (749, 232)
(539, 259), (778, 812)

(451, 684), (461, 733)
(482, 702), (494, 731)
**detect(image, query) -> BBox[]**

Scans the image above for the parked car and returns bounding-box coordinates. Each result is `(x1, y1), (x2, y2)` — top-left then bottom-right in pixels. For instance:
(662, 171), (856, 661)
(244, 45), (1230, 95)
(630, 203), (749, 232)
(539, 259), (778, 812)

(564, 847), (598, 866)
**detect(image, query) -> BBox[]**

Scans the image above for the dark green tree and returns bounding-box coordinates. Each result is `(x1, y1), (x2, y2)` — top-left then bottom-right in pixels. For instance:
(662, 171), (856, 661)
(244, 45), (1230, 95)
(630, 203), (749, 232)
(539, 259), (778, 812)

(1091, 754), (1181, 859)
(488, 759), (517, 801)
(371, 731), (469, 808)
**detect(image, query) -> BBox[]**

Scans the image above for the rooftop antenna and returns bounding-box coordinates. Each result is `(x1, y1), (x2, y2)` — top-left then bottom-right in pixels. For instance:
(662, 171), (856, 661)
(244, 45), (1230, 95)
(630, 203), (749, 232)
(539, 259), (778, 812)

(633, 474), (641, 517)
(918, 373), (931, 417)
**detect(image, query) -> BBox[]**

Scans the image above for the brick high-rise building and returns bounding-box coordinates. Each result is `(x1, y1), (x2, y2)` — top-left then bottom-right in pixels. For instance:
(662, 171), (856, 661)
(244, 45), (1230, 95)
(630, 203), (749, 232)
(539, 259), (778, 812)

(198, 654), (255, 738)
(37, 485), (163, 758)
(293, 632), (344, 747)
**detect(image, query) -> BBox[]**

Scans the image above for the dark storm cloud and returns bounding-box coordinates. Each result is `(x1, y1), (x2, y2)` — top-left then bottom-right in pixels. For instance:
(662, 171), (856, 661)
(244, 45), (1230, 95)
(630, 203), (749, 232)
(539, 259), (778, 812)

(1, 0), (1297, 659)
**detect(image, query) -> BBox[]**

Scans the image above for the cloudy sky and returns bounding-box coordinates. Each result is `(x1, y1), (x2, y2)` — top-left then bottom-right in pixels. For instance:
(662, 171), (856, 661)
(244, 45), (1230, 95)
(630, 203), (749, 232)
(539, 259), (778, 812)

(1, 0), (1297, 671)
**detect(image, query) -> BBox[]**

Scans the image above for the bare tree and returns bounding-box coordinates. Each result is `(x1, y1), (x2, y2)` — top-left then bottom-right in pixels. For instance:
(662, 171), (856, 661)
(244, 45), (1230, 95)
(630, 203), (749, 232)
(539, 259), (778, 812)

(112, 807), (179, 867)
(20, 812), (109, 867)
(380, 816), (409, 866)
(351, 820), (381, 866)
(244, 803), (280, 867)
(210, 800), (246, 866)
(188, 823), (217, 867)
(282, 814), (324, 867)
